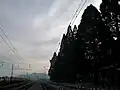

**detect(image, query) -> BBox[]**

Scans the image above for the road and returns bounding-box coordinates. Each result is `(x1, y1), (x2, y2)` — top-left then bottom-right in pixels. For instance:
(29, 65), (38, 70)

(28, 80), (72, 90)
(0, 79), (107, 90)
(0, 80), (74, 90)
(28, 80), (108, 90)
(28, 81), (43, 90)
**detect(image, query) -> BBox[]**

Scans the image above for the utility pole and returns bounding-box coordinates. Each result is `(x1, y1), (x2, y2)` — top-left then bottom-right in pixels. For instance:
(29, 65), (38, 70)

(26, 72), (30, 80)
(27, 72), (28, 78)
(11, 64), (14, 77)
(44, 66), (48, 78)
(10, 64), (14, 82)
(44, 66), (46, 76)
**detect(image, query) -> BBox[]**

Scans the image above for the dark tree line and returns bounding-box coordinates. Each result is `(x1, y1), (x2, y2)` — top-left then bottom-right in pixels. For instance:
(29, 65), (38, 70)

(49, 0), (120, 89)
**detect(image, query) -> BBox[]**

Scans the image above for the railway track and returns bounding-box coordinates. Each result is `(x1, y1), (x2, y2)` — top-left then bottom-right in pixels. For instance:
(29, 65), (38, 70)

(0, 79), (107, 90)
(0, 80), (34, 90)
(13, 81), (34, 90)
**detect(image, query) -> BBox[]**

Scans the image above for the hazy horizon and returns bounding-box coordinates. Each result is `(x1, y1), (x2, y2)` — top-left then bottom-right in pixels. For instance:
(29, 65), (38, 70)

(0, 0), (101, 76)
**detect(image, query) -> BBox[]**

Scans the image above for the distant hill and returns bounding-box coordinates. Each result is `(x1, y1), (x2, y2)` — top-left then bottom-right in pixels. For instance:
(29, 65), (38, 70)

(17, 73), (49, 80)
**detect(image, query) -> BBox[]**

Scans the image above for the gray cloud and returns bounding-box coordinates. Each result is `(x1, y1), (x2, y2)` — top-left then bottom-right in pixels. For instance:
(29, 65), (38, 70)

(0, 0), (102, 76)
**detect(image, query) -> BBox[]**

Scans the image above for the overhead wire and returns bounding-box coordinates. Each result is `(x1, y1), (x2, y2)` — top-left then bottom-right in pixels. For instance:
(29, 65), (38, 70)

(56, 0), (88, 53)
(70, 0), (88, 26)
(0, 26), (24, 62)
(0, 33), (24, 63)
(69, 0), (82, 25)
(0, 25), (24, 63)
(0, 25), (32, 72)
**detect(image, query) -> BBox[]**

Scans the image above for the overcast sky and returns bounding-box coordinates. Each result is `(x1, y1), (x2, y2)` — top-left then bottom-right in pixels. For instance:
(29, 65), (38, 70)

(0, 0), (101, 76)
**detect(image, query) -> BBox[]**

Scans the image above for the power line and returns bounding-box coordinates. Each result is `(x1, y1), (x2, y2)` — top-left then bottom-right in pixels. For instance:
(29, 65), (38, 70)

(0, 26), (32, 72)
(71, 0), (88, 26)
(0, 33), (24, 63)
(0, 25), (31, 66)
(0, 62), (31, 71)
(56, 0), (87, 54)
(0, 25), (24, 63)
(69, 0), (82, 25)
(0, 26), (24, 61)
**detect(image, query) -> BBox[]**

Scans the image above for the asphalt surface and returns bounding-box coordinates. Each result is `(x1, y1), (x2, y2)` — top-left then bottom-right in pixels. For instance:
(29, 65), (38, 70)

(28, 80), (84, 90)
(27, 80), (107, 90)
(0, 80), (107, 90)
(28, 81), (43, 90)
(28, 80), (65, 90)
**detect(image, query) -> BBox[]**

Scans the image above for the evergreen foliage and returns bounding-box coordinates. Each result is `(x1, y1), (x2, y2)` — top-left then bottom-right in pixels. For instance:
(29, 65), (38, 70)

(48, 0), (120, 88)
